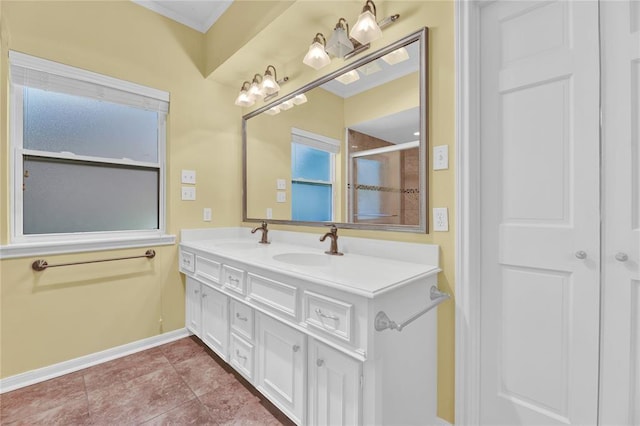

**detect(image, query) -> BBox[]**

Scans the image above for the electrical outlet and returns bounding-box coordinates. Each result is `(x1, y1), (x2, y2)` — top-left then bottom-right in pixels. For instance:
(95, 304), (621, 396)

(433, 145), (449, 170)
(181, 170), (196, 184)
(276, 179), (286, 190)
(181, 186), (196, 201)
(433, 207), (449, 231)
(203, 208), (212, 222)
(277, 191), (286, 203)
(266, 208), (273, 219)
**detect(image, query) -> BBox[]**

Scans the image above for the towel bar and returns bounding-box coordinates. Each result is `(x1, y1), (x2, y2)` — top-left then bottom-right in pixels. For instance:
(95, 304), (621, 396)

(374, 285), (450, 332)
(32, 249), (156, 271)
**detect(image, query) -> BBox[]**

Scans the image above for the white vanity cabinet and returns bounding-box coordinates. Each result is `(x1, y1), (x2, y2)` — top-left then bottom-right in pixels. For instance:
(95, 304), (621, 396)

(185, 277), (229, 361)
(179, 228), (441, 426)
(256, 312), (306, 424)
(307, 338), (361, 426)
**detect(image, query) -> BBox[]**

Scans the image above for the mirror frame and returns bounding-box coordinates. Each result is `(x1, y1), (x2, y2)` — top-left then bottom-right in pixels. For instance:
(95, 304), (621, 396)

(242, 27), (428, 233)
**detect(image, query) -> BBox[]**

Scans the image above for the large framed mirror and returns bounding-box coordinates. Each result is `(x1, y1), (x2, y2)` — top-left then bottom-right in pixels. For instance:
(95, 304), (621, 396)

(243, 27), (428, 233)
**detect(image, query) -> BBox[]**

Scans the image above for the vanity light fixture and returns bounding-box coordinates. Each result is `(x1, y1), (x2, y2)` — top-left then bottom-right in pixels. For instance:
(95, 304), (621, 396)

(279, 99), (295, 110)
(292, 94), (308, 105)
(248, 74), (265, 99)
(350, 0), (382, 45)
(261, 65), (281, 95)
(381, 47), (410, 65)
(335, 69), (360, 85)
(326, 18), (355, 58)
(264, 105), (281, 115)
(303, 33), (331, 70)
(234, 81), (255, 107)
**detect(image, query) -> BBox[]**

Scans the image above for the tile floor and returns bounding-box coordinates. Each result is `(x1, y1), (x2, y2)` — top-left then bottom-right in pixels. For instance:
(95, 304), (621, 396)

(0, 336), (294, 425)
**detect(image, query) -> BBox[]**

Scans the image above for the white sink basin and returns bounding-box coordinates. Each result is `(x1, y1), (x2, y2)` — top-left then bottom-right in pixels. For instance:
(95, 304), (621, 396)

(272, 253), (332, 266)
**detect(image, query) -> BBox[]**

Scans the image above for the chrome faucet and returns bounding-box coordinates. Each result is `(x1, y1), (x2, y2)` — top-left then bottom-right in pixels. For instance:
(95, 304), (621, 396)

(251, 221), (270, 244)
(320, 224), (343, 256)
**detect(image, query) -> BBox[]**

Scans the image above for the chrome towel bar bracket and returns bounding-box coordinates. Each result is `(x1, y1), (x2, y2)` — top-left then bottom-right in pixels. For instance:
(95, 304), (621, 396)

(32, 249), (156, 272)
(374, 285), (450, 332)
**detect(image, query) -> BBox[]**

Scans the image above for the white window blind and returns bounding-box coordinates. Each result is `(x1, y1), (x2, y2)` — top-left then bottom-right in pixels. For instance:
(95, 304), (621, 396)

(9, 51), (169, 113)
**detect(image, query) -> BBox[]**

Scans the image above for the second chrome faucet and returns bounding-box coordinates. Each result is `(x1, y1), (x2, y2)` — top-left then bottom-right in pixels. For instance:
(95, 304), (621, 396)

(320, 224), (343, 256)
(251, 221), (270, 244)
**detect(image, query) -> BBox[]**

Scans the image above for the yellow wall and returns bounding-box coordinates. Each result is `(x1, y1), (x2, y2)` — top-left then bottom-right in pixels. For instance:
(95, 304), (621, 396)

(0, 0), (455, 423)
(0, 1), (242, 377)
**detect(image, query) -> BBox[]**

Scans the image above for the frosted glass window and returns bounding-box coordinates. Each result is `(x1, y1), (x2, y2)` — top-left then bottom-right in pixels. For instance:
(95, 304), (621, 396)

(292, 143), (331, 181)
(292, 182), (332, 222)
(23, 158), (158, 234)
(23, 87), (159, 162)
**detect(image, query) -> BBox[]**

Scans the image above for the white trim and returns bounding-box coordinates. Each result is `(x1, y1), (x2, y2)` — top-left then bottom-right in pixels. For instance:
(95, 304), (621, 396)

(131, 0), (232, 34)
(455, 0), (482, 425)
(0, 233), (176, 259)
(291, 127), (341, 154)
(21, 149), (161, 169)
(0, 328), (190, 394)
(9, 51), (169, 103)
(434, 417), (453, 426)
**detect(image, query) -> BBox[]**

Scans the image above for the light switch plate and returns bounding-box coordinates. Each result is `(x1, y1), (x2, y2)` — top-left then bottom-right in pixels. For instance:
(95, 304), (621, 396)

(276, 191), (286, 203)
(276, 179), (286, 190)
(203, 208), (212, 222)
(433, 145), (449, 170)
(181, 170), (196, 184)
(433, 207), (449, 231)
(181, 186), (196, 201)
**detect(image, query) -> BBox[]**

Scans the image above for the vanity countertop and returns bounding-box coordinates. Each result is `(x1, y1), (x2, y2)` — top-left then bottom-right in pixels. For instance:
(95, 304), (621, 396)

(180, 228), (440, 298)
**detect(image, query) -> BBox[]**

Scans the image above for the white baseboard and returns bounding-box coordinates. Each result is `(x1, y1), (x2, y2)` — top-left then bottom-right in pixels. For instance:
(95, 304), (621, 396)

(0, 328), (190, 394)
(434, 416), (453, 426)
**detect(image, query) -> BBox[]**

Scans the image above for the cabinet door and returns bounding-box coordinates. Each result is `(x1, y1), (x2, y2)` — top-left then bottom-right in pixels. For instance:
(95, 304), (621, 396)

(201, 284), (229, 360)
(308, 339), (361, 426)
(185, 277), (201, 336)
(256, 313), (305, 424)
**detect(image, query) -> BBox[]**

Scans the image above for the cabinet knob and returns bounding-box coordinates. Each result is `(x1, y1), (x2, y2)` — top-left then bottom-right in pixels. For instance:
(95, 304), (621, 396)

(194, 290), (199, 294)
(316, 359), (325, 367)
(575, 250), (587, 260)
(292, 344), (300, 352)
(615, 252), (629, 262)
(202, 293), (207, 298)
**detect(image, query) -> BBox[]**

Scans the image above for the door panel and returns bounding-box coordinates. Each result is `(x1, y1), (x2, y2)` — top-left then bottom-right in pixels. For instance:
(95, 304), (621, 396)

(479, 1), (601, 424)
(599, 1), (640, 424)
(201, 285), (228, 360)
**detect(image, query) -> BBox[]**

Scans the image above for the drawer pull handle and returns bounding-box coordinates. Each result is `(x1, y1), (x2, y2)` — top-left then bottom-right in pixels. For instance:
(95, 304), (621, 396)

(202, 293), (207, 298)
(228, 276), (240, 283)
(316, 359), (325, 367)
(292, 344), (300, 352)
(236, 350), (247, 361)
(316, 308), (339, 321)
(236, 312), (248, 321)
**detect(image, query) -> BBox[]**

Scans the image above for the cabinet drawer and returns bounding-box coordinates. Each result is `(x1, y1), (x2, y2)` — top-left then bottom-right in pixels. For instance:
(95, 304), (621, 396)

(247, 273), (297, 320)
(230, 333), (254, 381)
(195, 256), (221, 284)
(230, 300), (254, 340)
(179, 250), (195, 273)
(304, 291), (353, 343)
(222, 265), (245, 295)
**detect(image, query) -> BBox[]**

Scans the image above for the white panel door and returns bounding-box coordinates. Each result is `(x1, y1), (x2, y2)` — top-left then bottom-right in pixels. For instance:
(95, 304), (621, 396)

(201, 284), (229, 360)
(599, 2), (640, 424)
(307, 339), (361, 426)
(256, 313), (305, 424)
(479, 1), (601, 424)
(185, 277), (201, 336)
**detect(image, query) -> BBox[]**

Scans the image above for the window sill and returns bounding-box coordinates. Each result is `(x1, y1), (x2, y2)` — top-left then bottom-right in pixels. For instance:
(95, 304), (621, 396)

(0, 234), (176, 259)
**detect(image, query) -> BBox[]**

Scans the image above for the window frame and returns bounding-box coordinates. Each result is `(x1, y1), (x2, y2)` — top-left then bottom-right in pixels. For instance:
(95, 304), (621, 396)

(2, 52), (173, 258)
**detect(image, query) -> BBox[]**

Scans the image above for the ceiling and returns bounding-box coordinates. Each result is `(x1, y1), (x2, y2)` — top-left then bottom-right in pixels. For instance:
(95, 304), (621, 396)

(131, 0), (233, 33)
